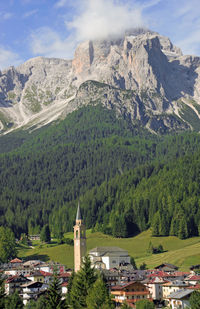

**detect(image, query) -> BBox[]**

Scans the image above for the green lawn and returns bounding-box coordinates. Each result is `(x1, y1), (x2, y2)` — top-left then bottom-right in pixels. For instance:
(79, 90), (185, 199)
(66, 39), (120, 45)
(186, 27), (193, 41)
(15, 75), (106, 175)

(17, 230), (200, 270)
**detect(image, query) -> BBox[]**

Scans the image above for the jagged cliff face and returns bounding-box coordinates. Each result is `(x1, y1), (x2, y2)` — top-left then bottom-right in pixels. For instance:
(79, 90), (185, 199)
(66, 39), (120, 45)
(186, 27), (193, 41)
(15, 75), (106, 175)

(0, 29), (200, 134)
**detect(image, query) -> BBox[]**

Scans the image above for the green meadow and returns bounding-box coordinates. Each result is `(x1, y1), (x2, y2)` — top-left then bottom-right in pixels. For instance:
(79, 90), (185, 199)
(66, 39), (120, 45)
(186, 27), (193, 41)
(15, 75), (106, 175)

(17, 230), (200, 270)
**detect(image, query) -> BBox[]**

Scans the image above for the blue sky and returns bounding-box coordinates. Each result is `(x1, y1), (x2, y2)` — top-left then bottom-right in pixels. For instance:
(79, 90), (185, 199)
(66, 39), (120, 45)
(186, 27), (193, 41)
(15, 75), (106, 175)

(1, 0), (200, 69)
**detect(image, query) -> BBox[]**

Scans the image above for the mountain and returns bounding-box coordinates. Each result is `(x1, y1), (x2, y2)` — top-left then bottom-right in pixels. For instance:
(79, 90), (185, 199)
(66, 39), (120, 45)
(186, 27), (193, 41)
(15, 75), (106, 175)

(1, 29), (200, 134)
(1, 29), (200, 241)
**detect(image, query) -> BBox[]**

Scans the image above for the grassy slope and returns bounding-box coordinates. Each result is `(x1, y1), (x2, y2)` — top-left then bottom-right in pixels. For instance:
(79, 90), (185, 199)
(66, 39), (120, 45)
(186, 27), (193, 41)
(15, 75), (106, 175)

(17, 230), (200, 270)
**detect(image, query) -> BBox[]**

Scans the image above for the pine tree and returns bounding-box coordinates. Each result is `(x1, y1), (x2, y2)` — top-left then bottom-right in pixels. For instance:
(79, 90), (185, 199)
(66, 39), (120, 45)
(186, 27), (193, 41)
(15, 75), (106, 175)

(40, 224), (51, 243)
(0, 272), (5, 308)
(65, 270), (75, 306)
(5, 290), (23, 309)
(169, 217), (177, 236)
(130, 256), (137, 269)
(139, 262), (147, 270)
(178, 217), (188, 239)
(189, 291), (200, 309)
(86, 277), (114, 309)
(0, 227), (16, 263)
(46, 269), (65, 309)
(151, 212), (160, 236)
(136, 299), (155, 309)
(69, 255), (97, 308)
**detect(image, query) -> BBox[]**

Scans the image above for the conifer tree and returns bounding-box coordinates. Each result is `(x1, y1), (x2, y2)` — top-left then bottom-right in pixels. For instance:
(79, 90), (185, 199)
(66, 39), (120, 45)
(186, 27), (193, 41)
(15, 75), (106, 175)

(0, 272), (5, 308)
(69, 255), (97, 308)
(189, 291), (200, 309)
(130, 256), (137, 269)
(65, 270), (75, 306)
(136, 299), (154, 309)
(169, 217), (177, 236)
(178, 217), (188, 239)
(0, 227), (16, 263)
(5, 290), (23, 309)
(46, 269), (65, 309)
(151, 212), (160, 236)
(40, 224), (51, 243)
(86, 277), (114, 309)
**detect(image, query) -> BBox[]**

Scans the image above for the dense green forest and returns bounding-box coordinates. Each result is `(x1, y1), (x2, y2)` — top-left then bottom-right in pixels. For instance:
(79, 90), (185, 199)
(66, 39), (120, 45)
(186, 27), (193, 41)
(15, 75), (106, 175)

(0, 104), (200, 239)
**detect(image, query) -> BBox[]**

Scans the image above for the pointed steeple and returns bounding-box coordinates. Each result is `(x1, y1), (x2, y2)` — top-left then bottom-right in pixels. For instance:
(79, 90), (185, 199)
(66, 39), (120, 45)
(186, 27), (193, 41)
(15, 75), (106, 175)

(76, 201), (82, 221)
(74, 201), (86, 272)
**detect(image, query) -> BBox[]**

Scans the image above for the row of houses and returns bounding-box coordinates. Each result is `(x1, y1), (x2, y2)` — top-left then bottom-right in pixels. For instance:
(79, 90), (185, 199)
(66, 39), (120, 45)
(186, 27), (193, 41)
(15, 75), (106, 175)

(107, 263), (200, 308)
(2, 256), (200, 308)
(3, 258), (70, 305)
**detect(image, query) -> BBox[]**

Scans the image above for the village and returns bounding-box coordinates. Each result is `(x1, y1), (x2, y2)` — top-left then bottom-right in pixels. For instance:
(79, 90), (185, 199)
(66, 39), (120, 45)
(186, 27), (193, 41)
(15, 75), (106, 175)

(1, 204), (200, 308)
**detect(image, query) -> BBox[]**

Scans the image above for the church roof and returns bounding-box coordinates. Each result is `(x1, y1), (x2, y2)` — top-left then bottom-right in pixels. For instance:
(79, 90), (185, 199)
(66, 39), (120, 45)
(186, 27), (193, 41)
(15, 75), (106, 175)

(89, 246), (129, 256)
(76, 202), (82, 221)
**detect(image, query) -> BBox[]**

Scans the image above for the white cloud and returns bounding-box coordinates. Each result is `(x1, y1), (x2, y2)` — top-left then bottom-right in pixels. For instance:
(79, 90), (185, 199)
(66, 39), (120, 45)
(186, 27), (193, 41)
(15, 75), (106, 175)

(67, 0), (144, 41)
(0, 46), (22, 70)
(23, 9), (38, 18)
(30, 27), (76, 59)
(55, 0), (68, 8)
(0, 12), (13, 20)
(141, 0), (162, 10)
(30, 0), (145, 59)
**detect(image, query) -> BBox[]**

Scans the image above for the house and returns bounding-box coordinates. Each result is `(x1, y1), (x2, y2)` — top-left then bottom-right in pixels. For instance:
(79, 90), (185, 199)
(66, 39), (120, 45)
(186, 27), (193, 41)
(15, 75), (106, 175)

(5, 275), (31, 295)
(26, 270), (45, 283)
(89, 247), (131, 270)
(9, 258), (23, 268)
(155, 263), (178, 272)
(111, 281), (152, 308)
(23, 260), (43, 268)
(38, 262), (66, 274)
(59, 272), (71, 284)
(4, 268), (33, 277)
(167, 289), (194, 309)
(40, 270), (53, 284)
(29, 235), (40, 241)
(145, 276), (167, 300)
(185, 275), (200, 285)
(21, 281), (47, 305)
(101, 269), (121, 288)
(162, 280), (190, 300)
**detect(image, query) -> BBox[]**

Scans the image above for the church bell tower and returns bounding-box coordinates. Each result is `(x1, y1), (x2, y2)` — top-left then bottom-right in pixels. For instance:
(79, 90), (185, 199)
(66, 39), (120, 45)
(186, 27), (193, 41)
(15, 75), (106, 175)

(74, 202), (86, 272)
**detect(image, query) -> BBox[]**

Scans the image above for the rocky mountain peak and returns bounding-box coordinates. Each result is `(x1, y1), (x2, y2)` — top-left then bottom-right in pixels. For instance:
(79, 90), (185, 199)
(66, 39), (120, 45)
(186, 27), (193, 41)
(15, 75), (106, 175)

(0, 30), (200, 134)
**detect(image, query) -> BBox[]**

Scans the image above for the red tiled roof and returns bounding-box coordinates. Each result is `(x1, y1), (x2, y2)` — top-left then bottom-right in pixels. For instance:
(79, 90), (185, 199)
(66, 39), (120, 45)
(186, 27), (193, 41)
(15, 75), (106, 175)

(10, 258), (22, 263)
(187, 275), (200, 281)
(62, 282), (68, 287)
(40, 271), (52, 277)
(5, 275), (29, 284)
(59, 272), (71, 278)
(147, 271), (172, 278)
(111, 281), (137, 290)
(173, 272), (190, 276)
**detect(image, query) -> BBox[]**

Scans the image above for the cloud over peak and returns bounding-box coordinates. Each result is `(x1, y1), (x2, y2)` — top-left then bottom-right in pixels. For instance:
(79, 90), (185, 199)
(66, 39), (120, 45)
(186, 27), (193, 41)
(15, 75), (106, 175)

(67, 0), (144, 41)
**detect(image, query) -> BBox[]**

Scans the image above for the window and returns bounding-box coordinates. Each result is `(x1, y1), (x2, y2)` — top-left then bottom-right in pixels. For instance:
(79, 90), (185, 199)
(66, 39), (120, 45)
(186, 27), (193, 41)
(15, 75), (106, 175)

(76, 230), (78, 239)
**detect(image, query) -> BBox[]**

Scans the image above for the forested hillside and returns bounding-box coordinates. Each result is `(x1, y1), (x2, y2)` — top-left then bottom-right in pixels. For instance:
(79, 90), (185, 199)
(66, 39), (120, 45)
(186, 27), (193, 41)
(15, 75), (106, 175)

(0, 105), (200, 239)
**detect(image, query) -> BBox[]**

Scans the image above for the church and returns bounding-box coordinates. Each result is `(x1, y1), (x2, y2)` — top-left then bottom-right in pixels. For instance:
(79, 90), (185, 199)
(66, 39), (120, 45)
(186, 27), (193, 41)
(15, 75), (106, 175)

(73, 203), (130, 271)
